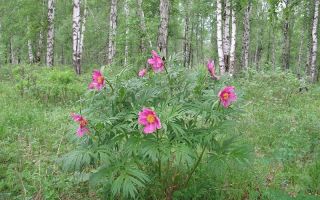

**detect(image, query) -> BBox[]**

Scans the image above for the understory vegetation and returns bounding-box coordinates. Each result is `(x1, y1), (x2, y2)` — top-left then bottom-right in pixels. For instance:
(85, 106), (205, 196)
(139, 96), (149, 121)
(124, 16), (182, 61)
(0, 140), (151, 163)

(0, 65), (319, 199)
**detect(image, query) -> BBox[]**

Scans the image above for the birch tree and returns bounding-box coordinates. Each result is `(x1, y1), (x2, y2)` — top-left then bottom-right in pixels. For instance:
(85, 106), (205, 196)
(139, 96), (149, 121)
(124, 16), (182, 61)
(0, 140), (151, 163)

(157, 0), (170, 59)
(136, 0), (152, 53)
(242, 2), (251, 70)
(183, 0), (191, 68)
(107, 0), (118, 65)
(124, 0), (129, 66)
(229, 3), (236, 75)
(35, 31), (43, 63)
(310, 0), (319, 82)
(223, 0), (231, 72)
(46, 0), (55, 67)
(216, 0), (225, 74)
(80, 0), (87, 60)
(28, 40), (34, 64)
(27, 17), (34, 64)
(282, 0), (291, 70)
(72, 0), (81, 74)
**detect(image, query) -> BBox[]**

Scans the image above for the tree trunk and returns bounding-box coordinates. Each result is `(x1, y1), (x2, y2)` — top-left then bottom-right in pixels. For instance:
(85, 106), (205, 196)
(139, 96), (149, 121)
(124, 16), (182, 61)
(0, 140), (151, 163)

(310, 0), (319, 82)
(124, 0), (129, 66)
(35, 0), (46, 63)
(157, 0), (170, 59)
(297, 31), (304, 75)
(223, 0), (231, 72)
(80, 0), (87, 60)
(229, 5), (236, 75)
(27, 17), (34, 64)
(216, 0), (225, 74)
(28, 40), (34, 64)
(272, 31), (276, 70)
(282, 0), (290, 70)
(254, 25), (263, 70)
(189, 20), (194, 67)
(107, 0), (118, 65)
(242, 2), (251, 70)
(10, 37), (17, 64)
(72, 0), (81, 74)
(46, 0), (55, 67)
(195, 15), (200, 63)
(35, 31), (43, 63)
(136, 0), (152, 52)
(183, 3), (190, 68)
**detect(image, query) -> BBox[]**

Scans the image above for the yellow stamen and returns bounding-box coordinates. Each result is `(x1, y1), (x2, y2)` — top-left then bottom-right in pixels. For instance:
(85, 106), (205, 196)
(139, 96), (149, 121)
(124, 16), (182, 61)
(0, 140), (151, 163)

(97, 76), (104, 84)
(223, 93), (229, 100)
(147, 114), (155, 123)
(80, 119), (88, 127)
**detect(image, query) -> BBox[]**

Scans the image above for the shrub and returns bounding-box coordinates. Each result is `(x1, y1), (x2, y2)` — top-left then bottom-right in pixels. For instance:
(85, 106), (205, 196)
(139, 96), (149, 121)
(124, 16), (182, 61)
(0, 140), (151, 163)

(61, 56), (251, 199)
(12, 65), (85, 104)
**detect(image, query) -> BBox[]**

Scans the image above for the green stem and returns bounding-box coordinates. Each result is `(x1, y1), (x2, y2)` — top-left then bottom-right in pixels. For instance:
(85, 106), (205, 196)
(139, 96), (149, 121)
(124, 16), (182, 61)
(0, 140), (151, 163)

(184, 144), (207, 187)
(156, 131), (162, 179)
(105, 78), (114, 94)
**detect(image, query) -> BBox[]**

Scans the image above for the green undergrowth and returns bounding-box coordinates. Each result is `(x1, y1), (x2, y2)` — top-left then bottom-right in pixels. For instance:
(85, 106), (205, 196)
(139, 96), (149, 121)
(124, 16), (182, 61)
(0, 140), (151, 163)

(0, 65), (96, 199)
(234, 70), (320, 199)
(0, 65), (319, 199)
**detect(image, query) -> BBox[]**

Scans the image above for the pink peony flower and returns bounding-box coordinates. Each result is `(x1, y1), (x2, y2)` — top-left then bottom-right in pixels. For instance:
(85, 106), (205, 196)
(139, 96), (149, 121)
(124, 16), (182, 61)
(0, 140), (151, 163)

(76, 127), (89, 137)
(71, 113), (89, 137)
(218, 86), (237, 108)
(207, 60), (215, 77)
(138, 108), (162, 134)
(89, 70), (105, 90)
(147, 50), (164, 73)
(138, 68), (147, 77)
(207, 60), (220, 80)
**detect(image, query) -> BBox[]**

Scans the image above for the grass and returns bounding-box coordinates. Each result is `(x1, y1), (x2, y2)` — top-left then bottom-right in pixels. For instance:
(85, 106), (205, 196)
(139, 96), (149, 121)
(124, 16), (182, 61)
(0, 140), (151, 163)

(0, 65), (319, 199)
(0, 66), (97, 199)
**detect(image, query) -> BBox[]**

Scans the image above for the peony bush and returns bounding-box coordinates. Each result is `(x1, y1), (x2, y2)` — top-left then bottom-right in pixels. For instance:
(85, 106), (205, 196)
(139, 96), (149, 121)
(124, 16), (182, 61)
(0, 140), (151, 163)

(62, 51), (250, 199)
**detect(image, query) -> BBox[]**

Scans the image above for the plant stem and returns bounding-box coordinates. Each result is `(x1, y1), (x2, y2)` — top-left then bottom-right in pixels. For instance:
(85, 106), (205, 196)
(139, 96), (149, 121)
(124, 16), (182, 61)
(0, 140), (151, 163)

(156, 131), (162, 179)
(184, 144), (207, 187)
(105, 78), (114, 93)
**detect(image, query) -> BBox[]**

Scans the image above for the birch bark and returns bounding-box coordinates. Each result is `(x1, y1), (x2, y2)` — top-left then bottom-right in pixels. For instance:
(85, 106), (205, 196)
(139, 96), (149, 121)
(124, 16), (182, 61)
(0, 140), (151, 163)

(46, 0), (55, 67)
(157, 0), (170, 59)
(310, 0), (319, 82)
(229, 5), (236, 75)
(223, 0), (231, 72)
(72, 0), (81, 74)
(107, 0), (118, 65)
(242, 2), (251, 70)
(124, 0), (129, 66)
(216, 0), (225, 74)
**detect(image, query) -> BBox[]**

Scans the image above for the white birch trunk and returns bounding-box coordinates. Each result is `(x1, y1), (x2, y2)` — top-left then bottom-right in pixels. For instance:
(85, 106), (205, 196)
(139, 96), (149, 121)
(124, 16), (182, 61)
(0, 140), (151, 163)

(183, 1), (191, 68)
(72, 0), (81, 74)
(157, 0), (170, 59)
(46, 0), (55, 67)
(223, 0), (231, 72)
(10, 37), (17, 64)
(311, 0), (319, 82)
(282, 0), (290, 70)
(27, 16), (34, 64)
(36, 31), (43, 63)
(229, 5), (236, 75)
(216, 0), (225, 74)
(297, 32), (304, 75)
(242, 3), (251, 70)
(124, 0), (129, 66)
(107, 0), (118, 65)
(272, 32), (276, 70)
(28, 40), (34, 64)
(79, 0), (87, 59)
(136, 0), (152, 50)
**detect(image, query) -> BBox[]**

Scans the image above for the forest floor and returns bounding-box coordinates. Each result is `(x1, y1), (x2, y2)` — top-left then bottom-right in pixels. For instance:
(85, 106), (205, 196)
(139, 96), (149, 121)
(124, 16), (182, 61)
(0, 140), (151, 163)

(0, 65), (320, 199)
